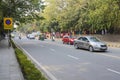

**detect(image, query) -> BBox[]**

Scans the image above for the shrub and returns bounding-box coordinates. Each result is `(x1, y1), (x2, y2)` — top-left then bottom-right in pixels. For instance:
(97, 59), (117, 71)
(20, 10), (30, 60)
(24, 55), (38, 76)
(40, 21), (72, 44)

(12, 40), (47, 80)
(11, 40), (17, 49)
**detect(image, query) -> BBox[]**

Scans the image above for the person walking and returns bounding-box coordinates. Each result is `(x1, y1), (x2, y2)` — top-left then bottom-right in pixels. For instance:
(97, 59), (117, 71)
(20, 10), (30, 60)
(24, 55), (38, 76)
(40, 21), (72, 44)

(19, 33), (21, 39)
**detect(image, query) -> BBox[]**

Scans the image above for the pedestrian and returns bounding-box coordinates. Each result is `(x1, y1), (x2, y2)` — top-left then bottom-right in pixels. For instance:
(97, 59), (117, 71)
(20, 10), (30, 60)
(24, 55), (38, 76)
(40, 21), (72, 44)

(19, 34), (21, 39)
(101, 29), (104, 35)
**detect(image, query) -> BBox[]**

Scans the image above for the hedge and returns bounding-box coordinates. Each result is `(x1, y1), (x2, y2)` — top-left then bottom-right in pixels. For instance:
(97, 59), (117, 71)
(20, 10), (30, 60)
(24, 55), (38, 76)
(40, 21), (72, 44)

(11, 40), (47, 80)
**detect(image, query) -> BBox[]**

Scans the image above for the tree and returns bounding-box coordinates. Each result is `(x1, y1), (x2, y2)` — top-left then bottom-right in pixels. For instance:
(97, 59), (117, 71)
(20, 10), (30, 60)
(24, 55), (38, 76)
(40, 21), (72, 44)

(39, 0), (120, 34)
(0, 0), (45, 31)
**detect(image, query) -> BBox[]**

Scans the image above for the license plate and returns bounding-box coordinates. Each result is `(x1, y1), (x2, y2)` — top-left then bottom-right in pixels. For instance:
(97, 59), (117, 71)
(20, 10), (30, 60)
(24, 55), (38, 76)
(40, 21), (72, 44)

(101, 47), (107, 49)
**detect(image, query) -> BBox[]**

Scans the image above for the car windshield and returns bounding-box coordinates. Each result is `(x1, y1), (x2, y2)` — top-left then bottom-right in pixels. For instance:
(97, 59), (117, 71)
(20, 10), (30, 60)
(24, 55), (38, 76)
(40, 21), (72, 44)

(89, 37), (100, 42)
(70, 36), (76, 38)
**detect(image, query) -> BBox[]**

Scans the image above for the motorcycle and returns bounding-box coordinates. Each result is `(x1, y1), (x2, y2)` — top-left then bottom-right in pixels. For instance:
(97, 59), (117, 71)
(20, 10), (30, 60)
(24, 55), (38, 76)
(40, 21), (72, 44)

(19, 36), (21, 39)
(52, 36), (55, 41)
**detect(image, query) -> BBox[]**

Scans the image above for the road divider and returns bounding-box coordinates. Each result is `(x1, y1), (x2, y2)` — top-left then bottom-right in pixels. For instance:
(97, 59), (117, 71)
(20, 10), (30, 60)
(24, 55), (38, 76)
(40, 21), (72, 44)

(12, 40), (58, 80)
(95, 53), (120, 60)
(11, 40), (48, 80)
(106, 42), (120, 48)
(53, 38), (120, 48)
(41, 40), (120, 60)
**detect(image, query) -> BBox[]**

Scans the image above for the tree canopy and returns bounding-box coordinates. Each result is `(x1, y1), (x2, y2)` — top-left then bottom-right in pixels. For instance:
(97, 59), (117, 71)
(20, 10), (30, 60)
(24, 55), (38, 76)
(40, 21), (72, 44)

(0, 0), (44, 30)
(39, 0), (120, 34)
(6, 0), (120, 34)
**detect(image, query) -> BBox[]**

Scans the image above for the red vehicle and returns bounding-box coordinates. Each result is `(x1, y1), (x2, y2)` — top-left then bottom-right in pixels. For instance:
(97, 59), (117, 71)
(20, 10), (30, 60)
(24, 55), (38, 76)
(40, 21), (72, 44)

(62, 35), (76, 45)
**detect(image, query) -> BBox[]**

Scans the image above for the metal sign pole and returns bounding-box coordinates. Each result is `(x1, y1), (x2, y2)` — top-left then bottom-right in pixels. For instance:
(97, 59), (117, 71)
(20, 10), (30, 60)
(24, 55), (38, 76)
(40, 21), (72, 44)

(8, 29), (11, 48)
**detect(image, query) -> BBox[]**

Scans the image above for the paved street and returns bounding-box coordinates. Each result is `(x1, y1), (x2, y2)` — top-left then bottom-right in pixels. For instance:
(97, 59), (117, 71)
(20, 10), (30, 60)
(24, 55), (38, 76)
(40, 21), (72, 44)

(14, 37), (120, 80)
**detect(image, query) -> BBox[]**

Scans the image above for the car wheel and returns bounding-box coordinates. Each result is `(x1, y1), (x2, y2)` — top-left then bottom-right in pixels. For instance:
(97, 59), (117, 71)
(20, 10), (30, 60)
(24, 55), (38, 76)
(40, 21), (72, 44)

(74, 44), (79, 49)
(89, 46), (94, 52)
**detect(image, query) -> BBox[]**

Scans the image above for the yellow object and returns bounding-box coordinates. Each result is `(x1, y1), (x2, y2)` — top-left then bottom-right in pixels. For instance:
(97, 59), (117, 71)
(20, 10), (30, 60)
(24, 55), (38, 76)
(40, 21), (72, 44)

(4, 18), (13, 30)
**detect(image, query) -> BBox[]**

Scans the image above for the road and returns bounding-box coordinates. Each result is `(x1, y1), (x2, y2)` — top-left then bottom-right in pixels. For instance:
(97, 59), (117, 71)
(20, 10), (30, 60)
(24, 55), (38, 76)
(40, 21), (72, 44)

(13, 37), (120, 80)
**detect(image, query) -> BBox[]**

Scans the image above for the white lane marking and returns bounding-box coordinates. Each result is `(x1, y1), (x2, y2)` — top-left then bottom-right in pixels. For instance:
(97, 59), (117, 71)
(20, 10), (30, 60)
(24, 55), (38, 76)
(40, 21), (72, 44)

(40, 45), (45, 47)
(41, 40), (120, 60)
(36, 45), (45, 47)
(67, 55), (79, 60)
(22, 48), (58, 80)
(50, 49), (55, 52)
(107, 68), (120, 75)
(13, 40), (58, 80)
(45, 42), (73, 49)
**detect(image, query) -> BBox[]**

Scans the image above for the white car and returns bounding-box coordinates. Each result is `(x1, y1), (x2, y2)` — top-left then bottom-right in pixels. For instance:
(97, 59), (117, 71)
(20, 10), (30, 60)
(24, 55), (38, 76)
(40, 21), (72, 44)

(28, 34), (35, 39)
(74, 36), (107, 52)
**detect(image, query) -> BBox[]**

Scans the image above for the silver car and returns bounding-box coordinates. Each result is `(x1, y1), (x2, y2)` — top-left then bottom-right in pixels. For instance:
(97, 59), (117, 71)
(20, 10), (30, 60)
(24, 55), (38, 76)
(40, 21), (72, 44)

(74, 36), (107, 52)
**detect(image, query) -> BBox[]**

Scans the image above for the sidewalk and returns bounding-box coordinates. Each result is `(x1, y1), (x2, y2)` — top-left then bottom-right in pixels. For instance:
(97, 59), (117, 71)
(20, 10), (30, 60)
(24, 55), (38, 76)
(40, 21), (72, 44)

(0, 39), (24, 80)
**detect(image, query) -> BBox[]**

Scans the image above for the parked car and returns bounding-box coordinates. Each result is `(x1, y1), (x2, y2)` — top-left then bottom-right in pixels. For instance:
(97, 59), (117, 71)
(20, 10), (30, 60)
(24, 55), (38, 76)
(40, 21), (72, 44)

(62, 35), (76, 45)
(28, 34), (35, 39)
(74, 36), (107, 52)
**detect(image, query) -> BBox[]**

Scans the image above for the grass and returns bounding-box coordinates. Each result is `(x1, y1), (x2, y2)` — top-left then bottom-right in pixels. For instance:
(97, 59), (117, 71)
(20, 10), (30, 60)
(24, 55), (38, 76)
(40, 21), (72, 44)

(11, 40), (47, 80)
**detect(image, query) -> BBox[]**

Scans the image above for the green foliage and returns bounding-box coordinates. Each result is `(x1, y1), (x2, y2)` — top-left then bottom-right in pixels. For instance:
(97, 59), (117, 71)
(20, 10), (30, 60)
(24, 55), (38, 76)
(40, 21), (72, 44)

(39, 0), (120, 34)
(0, 0), (45, 25)
(11, 40), (17, 49)
(15, 48), (47, 80)
(1, 0), (120, 34)
(11, 40), (47, 80)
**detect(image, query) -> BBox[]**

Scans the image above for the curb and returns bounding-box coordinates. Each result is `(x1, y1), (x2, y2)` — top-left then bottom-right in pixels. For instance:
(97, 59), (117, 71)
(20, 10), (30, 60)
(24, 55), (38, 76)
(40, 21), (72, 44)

(12, 48), (25, 80)
(13, 40), (57, 80)
(107, 43), (120, 48)
(10, 40), (25, 80)
(55, 38), (120, 48)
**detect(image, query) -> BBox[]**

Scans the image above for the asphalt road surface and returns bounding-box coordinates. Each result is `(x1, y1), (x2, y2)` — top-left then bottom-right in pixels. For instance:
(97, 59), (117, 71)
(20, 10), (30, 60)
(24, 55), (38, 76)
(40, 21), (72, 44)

(13, 37), (120, 80)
